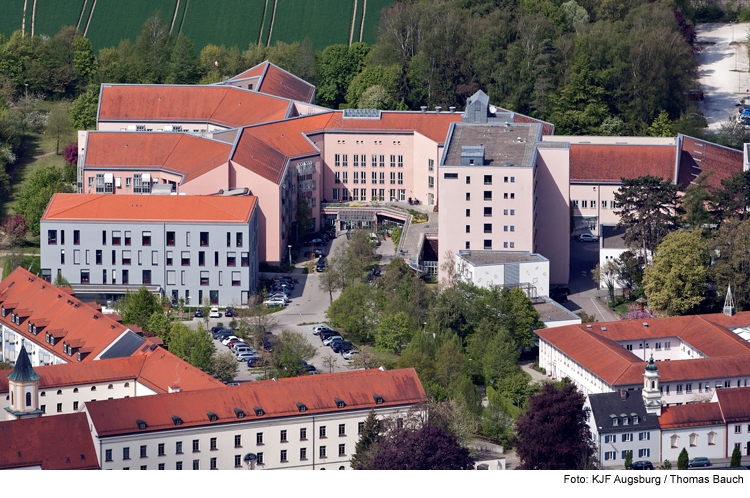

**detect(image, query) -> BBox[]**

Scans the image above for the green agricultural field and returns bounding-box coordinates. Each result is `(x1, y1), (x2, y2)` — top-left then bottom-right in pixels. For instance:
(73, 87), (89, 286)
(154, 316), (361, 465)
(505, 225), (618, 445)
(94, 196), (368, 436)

(360, 0), (392, 45)
(258, 0), (274, 46)
(0, 0), (24, 38)
(180, 0), (265, 52)
(172, 0), (188, 34)
(269, 0), (354, 50)
(78, 0), (94, 32)
(351, 0), (364, 44)
(32, 0), (86, 38)
(85, 0), (178, 50)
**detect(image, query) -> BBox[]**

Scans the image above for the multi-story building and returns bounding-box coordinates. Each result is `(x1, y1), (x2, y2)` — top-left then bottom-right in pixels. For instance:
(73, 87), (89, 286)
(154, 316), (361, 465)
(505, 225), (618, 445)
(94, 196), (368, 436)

(83, 368), (427, 470)
(40, 194), (259, 307)
(0, 267), (153, 366)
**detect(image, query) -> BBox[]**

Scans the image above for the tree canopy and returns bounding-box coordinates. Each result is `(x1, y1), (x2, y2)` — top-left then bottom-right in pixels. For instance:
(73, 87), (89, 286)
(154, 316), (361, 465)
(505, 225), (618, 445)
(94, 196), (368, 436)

(369, 424), (475, 470)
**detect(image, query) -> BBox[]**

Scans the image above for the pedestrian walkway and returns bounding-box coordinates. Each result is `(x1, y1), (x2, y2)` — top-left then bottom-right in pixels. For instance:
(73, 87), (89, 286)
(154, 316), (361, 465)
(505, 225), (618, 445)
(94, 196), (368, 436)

(399, 212), (436, 266)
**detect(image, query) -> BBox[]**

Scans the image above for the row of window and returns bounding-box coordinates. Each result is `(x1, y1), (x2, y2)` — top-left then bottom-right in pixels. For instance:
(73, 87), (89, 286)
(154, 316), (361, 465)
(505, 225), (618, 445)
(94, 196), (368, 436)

(89, 174), (151, 194)
(464, 191), (513, 201)
(444, 173), (516, 183)
(331, 188), (406, 202)
(603, 432), (650, 443)
(465, 241), (515, 250)
(611, 415), (641, 427)
(60, 250), (250, 268)
(334, 171), (404, 185)
(572, 200), (618, 209)
(465, 207), (516, 217)
(116, 450), (350, 470)
(465, 224), (514, 234)
(334, 154), (404, 168)
(604, 449), (650, 461)
(48, 230), (245, 249)
(670, 432), (716, 448)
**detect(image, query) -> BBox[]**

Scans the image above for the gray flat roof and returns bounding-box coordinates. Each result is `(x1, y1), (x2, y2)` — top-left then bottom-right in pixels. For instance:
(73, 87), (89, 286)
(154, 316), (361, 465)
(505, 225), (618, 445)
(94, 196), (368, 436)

(601, 224), (628, 249)
(458, 250), (546, 266)
(444, 123), (539, 168)
(534, 298), (581, 323)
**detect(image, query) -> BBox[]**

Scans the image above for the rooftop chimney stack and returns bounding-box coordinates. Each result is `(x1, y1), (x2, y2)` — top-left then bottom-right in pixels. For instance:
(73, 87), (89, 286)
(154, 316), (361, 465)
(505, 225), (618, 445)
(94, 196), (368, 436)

(420, 106), (427, 113)
(435, 106), (442, 114)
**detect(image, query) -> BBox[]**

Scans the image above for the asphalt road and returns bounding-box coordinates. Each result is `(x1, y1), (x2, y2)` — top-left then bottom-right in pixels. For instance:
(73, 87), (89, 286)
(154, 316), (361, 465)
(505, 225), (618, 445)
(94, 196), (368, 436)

(561, 238), (620, 323)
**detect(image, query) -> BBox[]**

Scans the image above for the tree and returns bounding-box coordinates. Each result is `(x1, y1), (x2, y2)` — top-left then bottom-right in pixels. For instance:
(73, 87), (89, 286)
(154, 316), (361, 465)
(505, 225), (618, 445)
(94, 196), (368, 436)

(145, 310), (171, 339)
(52, 272), (71, 288)
(375, 311), (412, 353)
(350, 409), (381, 469)
(622, 304), (655, 320)
(659, 459), (672, 470)
(235, 293), (278, 349)
(624, 450), (633, 470)
(46, 108), (72, 154)
(592, 259), (618, 305)
(545, 55), (609, 135)
(321, 353), (338, 373)
(72, 37), (97, 87)
(15, 166), (72, 235)
(167, 35), (200, 84)
(643, 230), (709, 316)
(269, 330), (316, 378)
(2, 214), (28, 250)
(134, 11), (172, 83)
(369, 425), (474, 470)
(295, 198), (313, 243)
(731, 444), (742, 467)
(69, 88), (98, 130)
(677, 448), (689, 470)
(615, 175), (681, 267)
(561, 0), (589, 32)
(358, 85), (394, 110)
(681, 171), (715, 228)
(63, 141), (77, 165)
(712, 170), (750, 224)
(210, 351), (239, 382)
(318, 258), (339, 302)
(166, 323), (214, 370)
(615, 250), (644, 297)
(326, 284), (375, 342)
(712, 217), (750, 311)
(647, 110), (673, 137)
(513, 382), (595, 470)
(115, 286), (161, 330)
(200, 296), (212, 328)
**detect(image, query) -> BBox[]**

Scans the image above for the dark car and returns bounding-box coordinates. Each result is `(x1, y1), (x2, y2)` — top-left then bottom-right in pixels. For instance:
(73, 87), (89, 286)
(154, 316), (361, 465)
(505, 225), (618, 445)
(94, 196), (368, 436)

(194, 309), (203, 318)
(319, 330), (340, 341)
(224, 307), (234, 317)
(688, 457), (711, 468)
(550, 288), (568, 303)
(631, 461), (654, 470)
(331, 341), (354, 353)
(304, 250), (325, 258)
(316, 260), (326, 272)
(212, 328), (231, 339)
(211, 326), (224, 334)
(247, 356), (267, 367)
(299, 364), (317, 374)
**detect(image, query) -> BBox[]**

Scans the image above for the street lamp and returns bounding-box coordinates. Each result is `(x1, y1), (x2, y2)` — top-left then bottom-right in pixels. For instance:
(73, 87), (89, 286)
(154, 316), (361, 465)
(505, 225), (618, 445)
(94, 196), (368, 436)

(288, 245), (292, 266)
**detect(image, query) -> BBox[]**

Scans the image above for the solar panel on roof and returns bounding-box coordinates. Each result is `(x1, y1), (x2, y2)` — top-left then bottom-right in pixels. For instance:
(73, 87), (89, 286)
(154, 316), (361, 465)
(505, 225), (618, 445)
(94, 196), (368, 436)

(343, 109), (381, 120)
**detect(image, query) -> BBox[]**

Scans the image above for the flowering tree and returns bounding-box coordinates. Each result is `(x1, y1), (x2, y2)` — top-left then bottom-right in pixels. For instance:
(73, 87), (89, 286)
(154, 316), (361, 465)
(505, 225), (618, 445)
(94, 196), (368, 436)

(2, 214), (28, 249)
(622, 304), (655, 320)
(63, 141), (78, 165)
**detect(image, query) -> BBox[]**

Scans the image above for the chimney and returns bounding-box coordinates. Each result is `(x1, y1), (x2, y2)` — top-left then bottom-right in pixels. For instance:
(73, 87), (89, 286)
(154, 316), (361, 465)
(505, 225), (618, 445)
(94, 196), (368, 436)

(420, 106), (427, 113)
(619, 389), (627, 400)
(435, 106), (442, 114)
(168, 384), (182, 393)
(449, 106), (456, 114)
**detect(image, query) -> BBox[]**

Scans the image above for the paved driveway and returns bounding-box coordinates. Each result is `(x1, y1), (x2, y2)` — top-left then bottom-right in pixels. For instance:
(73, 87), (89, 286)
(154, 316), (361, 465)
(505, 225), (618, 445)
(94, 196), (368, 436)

(695, 23), (750, 129)
(561, 238), (620, 322)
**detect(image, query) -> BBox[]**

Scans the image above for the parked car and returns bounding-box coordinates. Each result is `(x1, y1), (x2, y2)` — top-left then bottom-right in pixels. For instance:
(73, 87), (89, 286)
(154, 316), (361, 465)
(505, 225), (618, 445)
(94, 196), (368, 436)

(316, 260), (326, 272)
(212, 328), (231, 339)
(268, 293), (290, 303)
(688, 457), (711, 468)
(323, 335), (344, 346)
(209, 307), (220, 318)
(313, 326), (334, 335)
(233, 344), (256, 354)
(331, 341), (354, 353)
(319, 331), (340, 341)
(236, 352), (258, 362)
(687, 89), (704, 101)
(342, 350), (359, 360)
(264, 298), (289, 307)
(226, 339), (243, 350)
(247, 356), (266, 367)
(550, 289), (568, 303)
(578, 233), (598, 242)
(222, 335), (239, 345)
(631, 461), (654, 470)
(224, 306), (234, 317)
(309, 238), (325, 246)
(299, 364), (317, 374)
(194, 309), (203, 318)
(304, 250), (325, 258)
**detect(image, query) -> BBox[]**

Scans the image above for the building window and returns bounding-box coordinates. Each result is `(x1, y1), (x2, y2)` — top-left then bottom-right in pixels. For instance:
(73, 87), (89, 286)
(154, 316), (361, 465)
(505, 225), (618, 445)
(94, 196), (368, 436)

(210, 437), (217, 450)
(193, 460), (199, 470)
(142, 270), (151, 284)
(338, 424), (346, 436)
(484, 191), (492, 201)
(80, 269), (90, 284)
(320, 446), (327, 458)
(391, 172), (396, 185)
(300, 448), (307, 460)
(61, 249), (65, 264)
(105, 449), (112, 462)
(581, 200), (588, 208)
(181, 252), (190, 266)
(428, 176), (434, 189)
(736, 425), (742, 434)
(484, 240), (492, 250)
(227, 252), (236, 267)
(257, 432), (264, 445)
(176, 441), (183, 454)
(428, 159), (434, 171)
(73, 230), (80, 245)
(141, 231), (151, 246)
(280, 430), (287, 442)
(466, 209), (470, 217)
(73, 401), (78, 410)
(484, 207), (492, 217)
(689, 433), (697, 447)
(572, 200), (578, 208)
(320, 426), (327, 438)
(200, 271), (209, 286)
(235, 455), (242, 468)
(602, 200), (608, 209)
(300, 428), (307, 440)
(122, 269), (129, 284)
(708, 432), (716, 445)
(48, 230), (57, 245)
(484, 175), (492, 185)
(193, 439), (200, 452)
(166, 231), (175, 246)
(280, 450), (288, 462)
(484, 224), (492, 234)
(123, 447), (130, 460)
(199, 232), (209, 247)
(140, 445), (147, 458)
(257, 453), (264, 465)
(339, 444), (346, 456)
(670, 435), (678, 448)
(158, 443), (165, 456)
(176, 461), (182, 470)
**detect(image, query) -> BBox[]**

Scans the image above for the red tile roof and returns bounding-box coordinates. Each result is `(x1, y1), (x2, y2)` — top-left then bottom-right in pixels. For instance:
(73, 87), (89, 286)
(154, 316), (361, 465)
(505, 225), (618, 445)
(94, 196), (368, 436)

(537, 311), (750, 387)
(256, 63), (316, 103)
(324, 111), (462, 144)
(0, 268), (146, 363)
(715, 387), (750, 422)
(512, 113), (555, 136)
(85, 368), (427, 437)
(98, 85), (291, 128)
(659, 403), (725, 429)
(569, 144), (677, 183)
(0, 347), (224, 394)
(83, 132), (233, 183)
(0, 413), (99, 469)
(42, 193), (257, 224)
(676, 135), (743, 189)
(229, 63), (266, 82)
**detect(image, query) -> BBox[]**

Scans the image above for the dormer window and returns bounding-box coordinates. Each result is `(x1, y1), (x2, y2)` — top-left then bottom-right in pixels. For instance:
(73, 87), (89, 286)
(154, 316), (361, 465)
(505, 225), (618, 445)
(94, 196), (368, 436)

(10, 312), (15, 321)
(254, 407), (264, 417)
(28, 322), (32, 333)
(207, 412), (218, 422)
(172, 416), (183, 426)
(32, 325), (37, 335)
(633, 416), (640, 425)
(73, 388), (78, 393)
(45, 332), (50, 343)
(136, 419), (147, 430)
(296, 402), (307, 413)
(623, 417), (629, 426)
(373, 394), (384, 405)
(334, 398), (345, 409)
(1, 306), (5, 317)
(234, 408), (245, 419)
(612, 418), (619, 426)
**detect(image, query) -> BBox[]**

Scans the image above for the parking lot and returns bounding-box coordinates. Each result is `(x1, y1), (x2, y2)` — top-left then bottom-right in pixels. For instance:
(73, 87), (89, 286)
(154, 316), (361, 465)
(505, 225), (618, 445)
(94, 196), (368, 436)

(184, 230), (395, 382)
